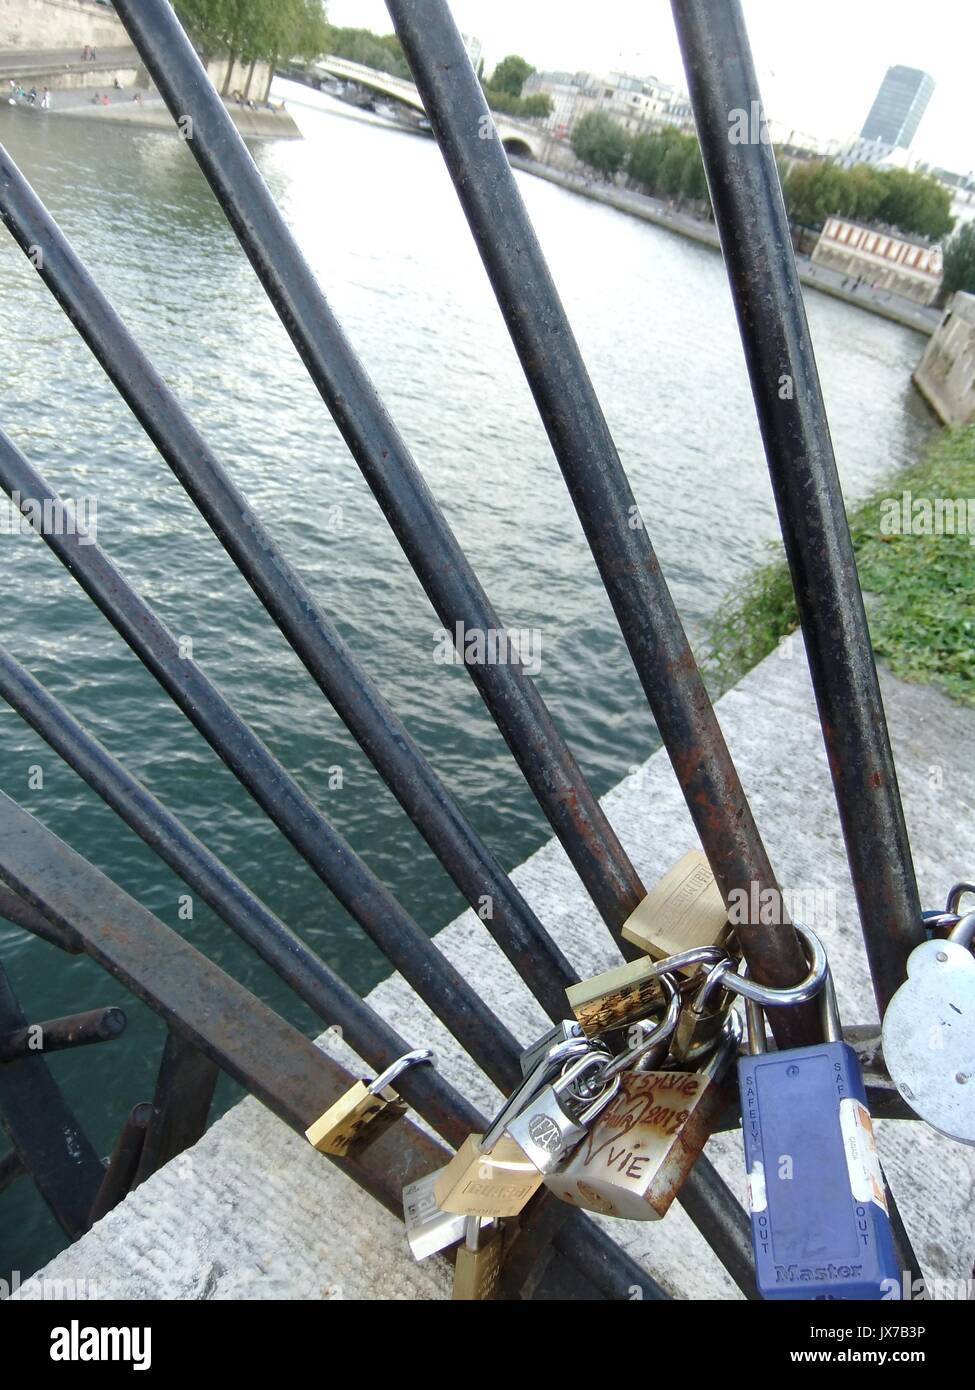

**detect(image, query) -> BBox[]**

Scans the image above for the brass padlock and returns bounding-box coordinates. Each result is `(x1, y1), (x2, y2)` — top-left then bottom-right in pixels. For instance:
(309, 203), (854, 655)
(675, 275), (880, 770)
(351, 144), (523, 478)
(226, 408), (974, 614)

(305, 1048), (434, 1156)
(542, 1011), (742, 1220)
(621, 850), (733, 965)
(453, 1216), (504, 1301)
(565, 956), (670, 1037)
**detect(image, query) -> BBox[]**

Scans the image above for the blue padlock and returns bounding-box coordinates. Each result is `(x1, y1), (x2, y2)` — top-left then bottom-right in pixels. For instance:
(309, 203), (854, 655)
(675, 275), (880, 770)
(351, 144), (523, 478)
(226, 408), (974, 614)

(738, 960), (899, 1300)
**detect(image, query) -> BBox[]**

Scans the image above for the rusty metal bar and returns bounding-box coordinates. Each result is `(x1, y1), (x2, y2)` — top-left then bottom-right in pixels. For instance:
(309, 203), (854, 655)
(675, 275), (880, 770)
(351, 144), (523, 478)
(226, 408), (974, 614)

(0, 790), (663, 1299)
(0, 431), (525, 1096)
(0, 144), (578, 1020)
(385, 0), (817, 1048)
(135, 1029), (219, 1184)
(111, 0), (647, 946)
(0, 961), (104, 1236)
(0, 1006), (126, 1063)
(671, 0), (924, 1016)
(87, 1102), (152, 1227)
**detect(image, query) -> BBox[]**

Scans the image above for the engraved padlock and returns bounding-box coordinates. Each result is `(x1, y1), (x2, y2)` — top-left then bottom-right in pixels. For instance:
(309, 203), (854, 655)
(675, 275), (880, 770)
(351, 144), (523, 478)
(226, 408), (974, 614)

(621, 849), (734, 963)
(543, 1009), (742, 1220)
(434, 1036), (591, 1217)
(503, 1049), (620, 1174)
(882, 899), (975, 1147)
(452, 1216), (504, 1301)
(305, 1047), (434, 1156)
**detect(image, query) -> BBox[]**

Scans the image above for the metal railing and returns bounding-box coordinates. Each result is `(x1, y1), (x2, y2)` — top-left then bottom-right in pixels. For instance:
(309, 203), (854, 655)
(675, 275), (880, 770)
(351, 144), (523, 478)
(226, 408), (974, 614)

(0, 0), (925, 1298)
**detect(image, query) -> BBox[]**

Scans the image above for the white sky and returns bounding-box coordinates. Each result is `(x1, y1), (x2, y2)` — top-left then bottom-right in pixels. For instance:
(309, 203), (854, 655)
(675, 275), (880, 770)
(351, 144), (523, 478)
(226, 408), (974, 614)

(326, 0), (975, 173)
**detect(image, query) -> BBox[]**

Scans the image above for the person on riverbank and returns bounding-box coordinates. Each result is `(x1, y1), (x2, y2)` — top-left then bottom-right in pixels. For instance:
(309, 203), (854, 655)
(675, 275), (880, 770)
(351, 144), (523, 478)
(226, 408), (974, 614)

(41, 88), (51, 111)
(27, 87), (37, 107)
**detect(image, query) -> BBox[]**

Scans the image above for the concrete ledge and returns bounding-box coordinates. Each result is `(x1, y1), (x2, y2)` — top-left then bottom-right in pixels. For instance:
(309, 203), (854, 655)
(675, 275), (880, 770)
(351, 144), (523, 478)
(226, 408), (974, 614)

(20, 639), (975, 1299)
(50, 95), (301, 141)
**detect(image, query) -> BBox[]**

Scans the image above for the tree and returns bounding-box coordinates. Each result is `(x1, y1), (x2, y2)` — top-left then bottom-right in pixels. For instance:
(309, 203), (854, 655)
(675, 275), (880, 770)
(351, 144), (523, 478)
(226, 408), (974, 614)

(942, 222), (975, 295)
(176, 1), (329, 96)
(571, 111), (629, 177)
(489, 55), (534, 98)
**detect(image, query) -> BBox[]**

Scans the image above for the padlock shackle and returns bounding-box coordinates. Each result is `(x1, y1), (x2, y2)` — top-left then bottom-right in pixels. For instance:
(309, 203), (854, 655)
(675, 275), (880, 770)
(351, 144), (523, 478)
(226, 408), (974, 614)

(948, 910), (975, 951)
(697, 922), (827, 1012)
(946, 881), (975, 917)
(368, 1046), (435, 1095)
(482, 1035), (590, 1150)
(598, 973), (680, 1080)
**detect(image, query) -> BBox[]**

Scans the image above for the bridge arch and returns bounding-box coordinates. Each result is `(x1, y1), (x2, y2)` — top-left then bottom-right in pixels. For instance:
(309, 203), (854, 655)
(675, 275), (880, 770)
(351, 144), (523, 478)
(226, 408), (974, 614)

(500, 135), (535, 160)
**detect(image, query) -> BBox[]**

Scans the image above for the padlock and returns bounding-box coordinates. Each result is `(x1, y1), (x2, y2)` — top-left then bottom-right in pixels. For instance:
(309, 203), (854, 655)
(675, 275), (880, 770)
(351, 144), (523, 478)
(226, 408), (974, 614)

(565, 948), (721, 1038)
(434, 1036), (591, 1217)
(402, 1166), (468, 1260)
(504, 1050), (620, 1174)
(519, 1019), (585, 1077)
(621, 849), (733, 964)
(452, 1216), (504, 1301)
(653, 945), (736, 1064)
(542, 1009), (742, 1220)
(305, 1047), (435, 1155)
(738, 947), (899, 1300)
(881, 906), (975, 1146)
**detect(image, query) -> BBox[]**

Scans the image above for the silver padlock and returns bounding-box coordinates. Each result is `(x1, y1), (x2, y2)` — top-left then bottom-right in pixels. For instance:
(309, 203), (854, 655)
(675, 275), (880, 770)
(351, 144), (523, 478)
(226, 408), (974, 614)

(882, 906), (975, 1146)
(504, 1049), (620, 1174)
(402, 1165), (467, 1260)
(543, 1010), (743, 1219)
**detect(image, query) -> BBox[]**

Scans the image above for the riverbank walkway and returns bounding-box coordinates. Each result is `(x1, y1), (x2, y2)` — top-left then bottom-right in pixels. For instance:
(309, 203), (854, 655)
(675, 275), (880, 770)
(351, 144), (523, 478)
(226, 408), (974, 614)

(0, 46), (137, 80)
(21, 637), (975, 1299)
(515, 159), (943, 337)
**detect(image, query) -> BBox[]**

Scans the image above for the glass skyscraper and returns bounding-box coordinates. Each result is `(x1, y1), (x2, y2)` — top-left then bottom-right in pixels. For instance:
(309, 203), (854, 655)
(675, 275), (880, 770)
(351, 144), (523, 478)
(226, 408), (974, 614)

(860, 66), (935, 149)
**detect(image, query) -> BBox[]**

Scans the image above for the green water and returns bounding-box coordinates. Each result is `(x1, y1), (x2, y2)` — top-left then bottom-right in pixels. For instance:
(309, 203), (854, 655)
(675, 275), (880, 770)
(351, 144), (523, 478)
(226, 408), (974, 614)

(0, 85), (935, 1280)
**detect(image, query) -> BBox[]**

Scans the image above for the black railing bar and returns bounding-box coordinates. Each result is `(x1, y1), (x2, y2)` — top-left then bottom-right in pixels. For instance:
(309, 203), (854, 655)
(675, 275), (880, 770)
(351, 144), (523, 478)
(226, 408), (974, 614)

(386, 0), (816, 1048)
(0, 641), (482, 1143)
(671, 0), (924, 1016)
(0, 432), (525, 1097)
(0, 791), (666, 1301)
(0, 146), (577, 1020)
(0, 879), (82, 953)
(111, 0), (646, 946)
(676, 1153), (760, 1299)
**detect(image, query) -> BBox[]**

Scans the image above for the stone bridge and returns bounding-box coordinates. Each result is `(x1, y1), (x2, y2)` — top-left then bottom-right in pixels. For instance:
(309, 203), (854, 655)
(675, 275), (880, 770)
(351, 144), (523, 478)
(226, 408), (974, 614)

(312, 54), (543, 160)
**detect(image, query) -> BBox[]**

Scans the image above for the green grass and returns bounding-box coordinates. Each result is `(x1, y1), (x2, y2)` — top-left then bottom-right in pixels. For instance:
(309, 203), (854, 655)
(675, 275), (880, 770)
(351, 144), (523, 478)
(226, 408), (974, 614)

(704, 424), (975, 705)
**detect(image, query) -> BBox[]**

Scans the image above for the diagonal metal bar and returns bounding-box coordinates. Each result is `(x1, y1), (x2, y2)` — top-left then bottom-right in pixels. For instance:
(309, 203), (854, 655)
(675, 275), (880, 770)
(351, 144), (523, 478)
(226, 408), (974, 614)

(384, 0), (816, 1048)
(111, 0), (646, 947)
(0, 431), (524, 1095)
(134, 1028), (218, 1184)
(0, 791), (665, 1300)
(0, 641), (481, 1144)
(0, 961), (104, 1236)
(671, 0), (924, 1017)
(0, 145), (577, 1021)
(0, 880), (82, 953)
(87, 1102), (152, 1227)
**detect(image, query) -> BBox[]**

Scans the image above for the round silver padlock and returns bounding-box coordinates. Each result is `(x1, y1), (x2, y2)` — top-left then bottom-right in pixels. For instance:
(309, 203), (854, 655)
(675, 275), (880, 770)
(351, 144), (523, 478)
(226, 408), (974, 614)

(881, 908), (975, 1147)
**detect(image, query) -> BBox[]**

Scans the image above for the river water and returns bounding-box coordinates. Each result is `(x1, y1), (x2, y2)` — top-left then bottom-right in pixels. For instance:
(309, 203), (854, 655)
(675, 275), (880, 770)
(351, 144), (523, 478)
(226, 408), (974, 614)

(0, 83), (934, 1278)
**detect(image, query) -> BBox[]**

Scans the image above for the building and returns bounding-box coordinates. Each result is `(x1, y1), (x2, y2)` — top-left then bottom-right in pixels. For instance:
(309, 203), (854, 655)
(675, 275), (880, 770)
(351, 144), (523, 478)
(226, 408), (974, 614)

(523, 68), (694, 141)
(860, 65), (934, 149)
(812, 217), (943, 306)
